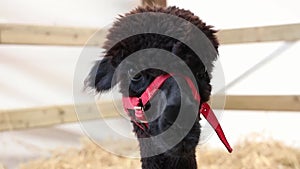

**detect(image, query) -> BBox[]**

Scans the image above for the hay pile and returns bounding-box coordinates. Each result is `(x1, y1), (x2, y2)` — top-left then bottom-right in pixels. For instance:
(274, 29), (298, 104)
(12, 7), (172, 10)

(20, 138), (300, 169)
(20, 138), (140, 169)
(198, 140), (300, 169)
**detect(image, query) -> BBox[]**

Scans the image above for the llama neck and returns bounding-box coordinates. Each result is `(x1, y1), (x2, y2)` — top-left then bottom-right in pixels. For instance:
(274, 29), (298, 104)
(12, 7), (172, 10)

(133, 122), (199, 169)
(138, 138), (198, 169)
(162, 154), (197, 169)
(141, 154), (197, 169)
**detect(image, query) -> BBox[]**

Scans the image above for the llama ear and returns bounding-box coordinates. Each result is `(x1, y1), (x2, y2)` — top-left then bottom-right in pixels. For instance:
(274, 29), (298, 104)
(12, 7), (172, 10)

(85, 57), (116, 93)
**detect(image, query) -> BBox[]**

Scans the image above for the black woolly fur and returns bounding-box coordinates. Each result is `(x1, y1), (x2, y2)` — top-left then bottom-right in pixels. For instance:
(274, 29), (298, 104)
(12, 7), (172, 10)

(85, 6), (219, 169)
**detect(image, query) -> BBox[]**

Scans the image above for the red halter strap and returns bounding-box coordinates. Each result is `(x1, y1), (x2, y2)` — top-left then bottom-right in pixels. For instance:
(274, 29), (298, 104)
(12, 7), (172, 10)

(122, 74), (233, 153)
(122, 74), (172, 124)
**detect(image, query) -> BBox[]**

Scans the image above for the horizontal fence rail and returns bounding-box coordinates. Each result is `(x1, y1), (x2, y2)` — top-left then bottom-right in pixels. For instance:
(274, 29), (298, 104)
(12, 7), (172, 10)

(217, 23), (300, 44)
(0, 24), (107, 46)
(1, 95), (299, 131)
(0, 23), (299, 46)
(224, 95), (300, 111)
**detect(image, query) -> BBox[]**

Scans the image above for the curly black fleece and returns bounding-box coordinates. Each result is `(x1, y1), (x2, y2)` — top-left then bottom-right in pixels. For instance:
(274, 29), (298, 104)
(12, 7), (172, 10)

(85, 6), (219, 169)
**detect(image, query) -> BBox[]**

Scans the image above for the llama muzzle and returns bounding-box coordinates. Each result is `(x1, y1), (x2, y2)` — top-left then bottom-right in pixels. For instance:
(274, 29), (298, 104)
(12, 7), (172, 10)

(122, 73), (233, 153)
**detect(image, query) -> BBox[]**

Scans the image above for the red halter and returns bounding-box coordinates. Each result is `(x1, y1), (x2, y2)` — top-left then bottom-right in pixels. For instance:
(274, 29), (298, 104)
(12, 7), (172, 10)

(122, 74), (233, 153)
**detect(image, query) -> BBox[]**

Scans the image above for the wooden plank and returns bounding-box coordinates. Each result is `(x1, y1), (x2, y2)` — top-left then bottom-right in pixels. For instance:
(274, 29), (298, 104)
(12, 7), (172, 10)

(218, 23), (300, 44)
(0, 101), (121, 131)
(142, 0), (167, 7)
(225, 95), (300, 111)
(0, 24), (105, 46)
(1, 23), (300, 46)
(0, 95), (300, 131)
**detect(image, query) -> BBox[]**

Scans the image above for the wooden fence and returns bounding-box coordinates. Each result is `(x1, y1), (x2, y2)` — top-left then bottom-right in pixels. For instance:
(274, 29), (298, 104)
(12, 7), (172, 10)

(0, 0), (299, 131)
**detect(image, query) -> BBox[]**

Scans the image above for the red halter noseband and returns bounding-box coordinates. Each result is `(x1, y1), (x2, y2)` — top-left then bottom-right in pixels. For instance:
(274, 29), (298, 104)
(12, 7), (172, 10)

(122, 74), (233, 153)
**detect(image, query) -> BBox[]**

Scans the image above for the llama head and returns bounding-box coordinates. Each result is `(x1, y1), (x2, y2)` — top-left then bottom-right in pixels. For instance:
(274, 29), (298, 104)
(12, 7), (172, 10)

(85, 6), (219, 157)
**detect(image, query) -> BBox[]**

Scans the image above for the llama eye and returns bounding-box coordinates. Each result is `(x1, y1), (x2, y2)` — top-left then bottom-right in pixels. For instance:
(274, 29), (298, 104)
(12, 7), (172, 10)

(128, 68), (143, 81)
(128, 68), (136, 77)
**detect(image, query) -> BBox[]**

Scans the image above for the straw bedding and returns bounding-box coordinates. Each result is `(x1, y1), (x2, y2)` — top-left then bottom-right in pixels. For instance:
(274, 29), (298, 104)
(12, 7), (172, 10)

(20, 138), (300, 169)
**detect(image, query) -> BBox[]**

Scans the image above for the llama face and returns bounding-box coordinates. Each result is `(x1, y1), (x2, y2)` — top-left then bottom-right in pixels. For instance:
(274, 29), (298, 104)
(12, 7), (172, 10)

(84, 5), (222, 158)
(84, 29), (217, 157)
(85, 54), (203, 156)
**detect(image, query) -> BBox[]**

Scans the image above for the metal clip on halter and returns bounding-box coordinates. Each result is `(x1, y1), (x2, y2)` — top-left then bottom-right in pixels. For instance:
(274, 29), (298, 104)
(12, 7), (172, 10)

(134, 106), (143, 111)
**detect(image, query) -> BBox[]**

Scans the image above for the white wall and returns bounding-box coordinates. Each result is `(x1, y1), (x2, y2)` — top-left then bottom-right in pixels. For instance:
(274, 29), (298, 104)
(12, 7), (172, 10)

(0, 0), (139, 27)
(0, 0), (139, 109)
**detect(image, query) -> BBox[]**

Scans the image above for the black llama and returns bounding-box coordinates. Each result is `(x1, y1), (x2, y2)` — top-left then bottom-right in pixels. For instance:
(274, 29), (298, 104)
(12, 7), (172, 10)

(85, 6), (232, 169)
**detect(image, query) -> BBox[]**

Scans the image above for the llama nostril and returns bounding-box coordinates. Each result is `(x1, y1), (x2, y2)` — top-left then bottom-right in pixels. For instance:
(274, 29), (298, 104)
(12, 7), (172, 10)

(143, 102), (151, 111)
